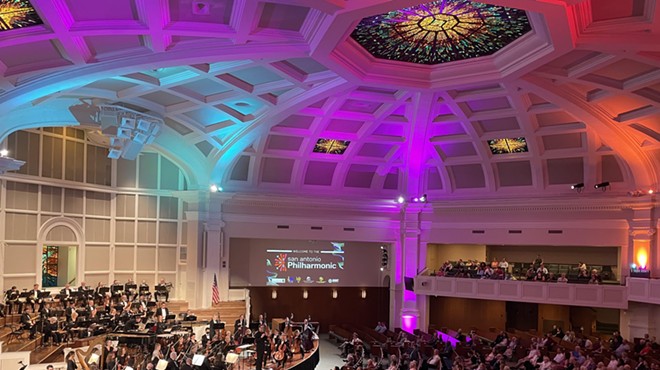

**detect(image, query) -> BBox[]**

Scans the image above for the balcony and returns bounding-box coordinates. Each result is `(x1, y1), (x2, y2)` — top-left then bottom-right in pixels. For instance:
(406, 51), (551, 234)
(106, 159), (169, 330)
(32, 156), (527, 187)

(414, 275), (628, 309)
(627, 277), (660, 305)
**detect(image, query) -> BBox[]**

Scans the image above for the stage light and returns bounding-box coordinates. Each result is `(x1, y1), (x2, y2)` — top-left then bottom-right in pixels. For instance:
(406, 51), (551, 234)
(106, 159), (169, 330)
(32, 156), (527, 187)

(380, 267), (384, 271)
(419, 194), (427, 202)
(361, 289), (367, 299)
(396, 195), (405, 204)
(332, 289), (338, 299)
(210, 184), (221, 192)
(631, 263), (637, 269)
(571, 183), (584, 192)
(594, 181), (610, 190)
(303, 289), (308, 299)
(0, 149), (8, 157)
(271, 290), (277, 300)
(412, 197), (419, 202)
(649, 189), (655, 195)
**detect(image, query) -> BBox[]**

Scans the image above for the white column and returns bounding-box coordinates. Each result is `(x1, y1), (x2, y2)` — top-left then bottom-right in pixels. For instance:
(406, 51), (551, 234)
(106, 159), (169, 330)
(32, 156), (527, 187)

(397, 204), (430, 332)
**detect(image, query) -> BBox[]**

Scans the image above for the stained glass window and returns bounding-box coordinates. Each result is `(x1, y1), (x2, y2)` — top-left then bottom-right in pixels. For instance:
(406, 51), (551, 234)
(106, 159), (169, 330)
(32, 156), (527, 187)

(42, 245), (58, 287)
(350, 0), (531, 65)
(313, 138), (350, 155)
(488, 137), (528, 154)
(0, 0), (43, 32)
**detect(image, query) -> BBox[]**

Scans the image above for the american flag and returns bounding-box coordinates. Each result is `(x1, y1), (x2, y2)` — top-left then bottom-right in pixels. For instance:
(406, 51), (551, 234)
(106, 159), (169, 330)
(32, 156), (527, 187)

(212, 273), (220, 305)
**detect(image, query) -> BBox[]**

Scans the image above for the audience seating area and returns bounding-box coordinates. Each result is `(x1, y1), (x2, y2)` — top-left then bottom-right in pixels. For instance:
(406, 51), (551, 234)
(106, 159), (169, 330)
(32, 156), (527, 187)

(330, 322), (660, 370)
(428, 258), (618, 284)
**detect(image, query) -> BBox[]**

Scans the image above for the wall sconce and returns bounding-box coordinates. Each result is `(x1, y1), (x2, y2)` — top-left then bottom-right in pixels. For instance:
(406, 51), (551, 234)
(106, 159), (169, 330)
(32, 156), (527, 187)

(303, 289), (308, 299)
(271, 290), (277, 300)
(332, 289), (338, 299)
(361, 289), (367, 299)
(594, 181), (610, 191)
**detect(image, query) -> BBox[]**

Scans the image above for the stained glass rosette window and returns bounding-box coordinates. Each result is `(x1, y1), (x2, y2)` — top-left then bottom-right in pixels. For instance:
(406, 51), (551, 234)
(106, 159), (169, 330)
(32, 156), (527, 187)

(313, 138), (350, 155)
(488, 137), (528, 154)
(350, 0), (531, 65)
(0, 0), (43, 32)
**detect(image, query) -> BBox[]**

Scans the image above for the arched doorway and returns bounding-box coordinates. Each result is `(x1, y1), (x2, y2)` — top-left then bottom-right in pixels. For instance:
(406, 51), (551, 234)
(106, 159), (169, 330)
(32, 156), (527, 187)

(37, 218), (85, 288)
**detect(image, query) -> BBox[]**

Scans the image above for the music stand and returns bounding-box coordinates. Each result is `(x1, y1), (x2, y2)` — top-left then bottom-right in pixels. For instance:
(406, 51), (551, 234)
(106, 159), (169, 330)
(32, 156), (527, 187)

(99, 287), (110, 296)
(39, 291), (51, 300)
(249, 322), (259, 331)
(213, 322), (225, 330)
(111, 285), (123, 295)
(125, 284), (137, 291)
(139, 285), (150, 294)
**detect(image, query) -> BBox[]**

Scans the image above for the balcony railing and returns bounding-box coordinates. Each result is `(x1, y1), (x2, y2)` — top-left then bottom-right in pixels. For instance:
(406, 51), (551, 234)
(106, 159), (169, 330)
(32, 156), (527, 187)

(414, 275), (628, 309)
(627, 277), (660, 305)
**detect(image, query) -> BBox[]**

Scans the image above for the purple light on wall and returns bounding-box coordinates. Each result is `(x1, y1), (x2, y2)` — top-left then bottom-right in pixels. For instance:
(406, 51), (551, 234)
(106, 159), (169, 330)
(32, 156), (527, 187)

(401, 314), (417, 332)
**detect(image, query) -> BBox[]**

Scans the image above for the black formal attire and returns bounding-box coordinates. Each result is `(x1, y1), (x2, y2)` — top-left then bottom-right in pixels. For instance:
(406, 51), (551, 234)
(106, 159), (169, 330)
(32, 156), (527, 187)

(5, 288), (20, 314)
(201, 332), (212, 347)
(42, 318), (61, 344)
(159, 307), (169, 319)
(155, 283), (169, 302)
(255, 331), (266, 370)
(67, 359), (78, 370)
(60, 288), (74, 303)
(20, 312), (37, 339)
(26, 289), (41, 310)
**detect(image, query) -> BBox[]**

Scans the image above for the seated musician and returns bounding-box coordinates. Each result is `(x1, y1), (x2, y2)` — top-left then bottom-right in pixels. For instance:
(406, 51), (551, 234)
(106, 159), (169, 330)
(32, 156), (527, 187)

(64, 297), (77, 322)
(209, 313), (221, 338)
(124, 314), (142, 331)
(182, 309), (197, 321)
(40, 302), (53, 319)
(78, 281), (91, 299)
(118, 294), (130, 311)
(42, 315), (62, 345)
(5, 286), (21, 314)
(125, 278), (137, 301)
(60, 283), (74, 303)
(95, 282), (107, 302)
(111, 280), (123, 302)
(20, 307), (37, 340)
(27, 283), (42, 310)
(155, 279), (169, 302)
(202, 327), (212, 347)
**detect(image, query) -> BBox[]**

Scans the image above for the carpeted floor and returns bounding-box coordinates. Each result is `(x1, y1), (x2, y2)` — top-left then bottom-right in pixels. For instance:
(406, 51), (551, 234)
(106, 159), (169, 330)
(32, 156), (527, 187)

(316, 334), (346, 370)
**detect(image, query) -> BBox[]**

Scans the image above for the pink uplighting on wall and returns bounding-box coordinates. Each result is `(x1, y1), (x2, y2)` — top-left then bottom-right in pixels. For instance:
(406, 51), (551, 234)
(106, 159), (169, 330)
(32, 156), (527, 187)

(401, 314), (417, 332)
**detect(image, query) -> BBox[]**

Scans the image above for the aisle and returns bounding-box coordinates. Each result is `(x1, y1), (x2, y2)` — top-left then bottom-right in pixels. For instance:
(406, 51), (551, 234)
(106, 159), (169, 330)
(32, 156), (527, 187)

(316, 335), (346, 370)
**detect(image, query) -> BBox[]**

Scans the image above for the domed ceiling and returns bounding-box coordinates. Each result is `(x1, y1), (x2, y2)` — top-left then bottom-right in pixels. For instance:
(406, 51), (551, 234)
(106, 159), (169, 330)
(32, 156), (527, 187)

(0, 0), (658, 201)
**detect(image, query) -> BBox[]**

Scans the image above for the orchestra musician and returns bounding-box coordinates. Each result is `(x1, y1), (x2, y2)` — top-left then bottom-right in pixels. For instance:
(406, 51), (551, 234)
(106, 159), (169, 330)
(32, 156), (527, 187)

(20, 307), (37, 340)
(155, 279), (170, 302)
(209, 313), (221, 339)
(159, 301), (170, 319)
(5, 286), (21, 314)
(182, 309), (197, 321)
(66, 351), (77, 370)
(234, 314), (246, 335)
(274, 333), (289, 367)
(26, 283), (42, 310)
(60, 283), (74, 303)
(124, 313), (142, 331)
(42, 315), (61, 345)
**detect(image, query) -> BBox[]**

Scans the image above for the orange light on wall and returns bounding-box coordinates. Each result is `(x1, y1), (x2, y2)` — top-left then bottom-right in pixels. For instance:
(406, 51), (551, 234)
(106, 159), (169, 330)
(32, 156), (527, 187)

(634, 239), (650, 269)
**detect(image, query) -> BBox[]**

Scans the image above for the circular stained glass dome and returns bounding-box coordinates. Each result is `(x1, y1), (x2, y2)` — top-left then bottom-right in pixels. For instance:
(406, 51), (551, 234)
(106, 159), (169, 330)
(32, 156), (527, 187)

(350, 0), (532, 65)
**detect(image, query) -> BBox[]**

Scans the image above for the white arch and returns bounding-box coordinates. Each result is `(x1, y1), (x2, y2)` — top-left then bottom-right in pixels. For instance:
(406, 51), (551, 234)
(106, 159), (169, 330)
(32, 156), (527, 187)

(37, 217), (86, 288)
